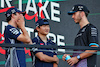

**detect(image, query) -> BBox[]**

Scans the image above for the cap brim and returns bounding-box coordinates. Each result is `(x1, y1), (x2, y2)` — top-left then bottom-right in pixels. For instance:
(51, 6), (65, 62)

(18, 11), (26, 16)
(21, 11), (26, 16)
(43, 22), (49, 25)
(68, 11), (77, 15)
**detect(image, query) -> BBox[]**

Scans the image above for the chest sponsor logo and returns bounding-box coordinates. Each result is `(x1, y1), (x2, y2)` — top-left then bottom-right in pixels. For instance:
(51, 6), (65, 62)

(40, 43), (44, 45)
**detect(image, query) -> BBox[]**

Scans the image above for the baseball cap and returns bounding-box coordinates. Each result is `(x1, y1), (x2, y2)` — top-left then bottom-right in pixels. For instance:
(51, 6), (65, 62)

(5, 7), (26, 18)
(68, 4), (90, 15)
(34, 18), (49, 32)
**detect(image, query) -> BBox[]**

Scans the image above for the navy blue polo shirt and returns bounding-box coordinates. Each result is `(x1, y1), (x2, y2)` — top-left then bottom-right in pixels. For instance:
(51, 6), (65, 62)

(32, 36), (57, 67)
(73, 24), (99, 67)
(4, 25), (26, 67)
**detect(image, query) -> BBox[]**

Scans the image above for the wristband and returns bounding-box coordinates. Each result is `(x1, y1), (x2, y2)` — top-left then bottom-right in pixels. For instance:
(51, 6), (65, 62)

(77, 55), (81, 60)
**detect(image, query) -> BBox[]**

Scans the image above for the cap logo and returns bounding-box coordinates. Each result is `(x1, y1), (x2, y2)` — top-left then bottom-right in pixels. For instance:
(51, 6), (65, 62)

(78, 6), (83, 10)
(72, 7), (74, 10)
(7, 14), (10, 17)
(11, 9), (16, 13)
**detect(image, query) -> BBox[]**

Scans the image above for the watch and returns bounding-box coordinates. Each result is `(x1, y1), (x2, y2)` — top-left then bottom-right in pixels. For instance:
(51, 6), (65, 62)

(77, 55), (81, 60)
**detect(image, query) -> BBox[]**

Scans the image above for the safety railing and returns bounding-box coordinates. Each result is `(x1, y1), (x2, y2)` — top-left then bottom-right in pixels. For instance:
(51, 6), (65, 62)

(0, 43), (100, 67)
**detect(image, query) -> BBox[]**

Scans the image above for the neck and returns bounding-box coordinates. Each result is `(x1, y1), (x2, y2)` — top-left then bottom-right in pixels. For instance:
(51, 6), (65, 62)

(8, 20), (17, 28)
(38, 33), (47, 43)
(79, 16), (89, 29)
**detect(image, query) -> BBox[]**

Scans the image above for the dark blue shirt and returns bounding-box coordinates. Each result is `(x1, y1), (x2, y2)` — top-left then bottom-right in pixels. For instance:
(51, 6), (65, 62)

(32, 36), (57, 67)
(4, 25), (26, 67)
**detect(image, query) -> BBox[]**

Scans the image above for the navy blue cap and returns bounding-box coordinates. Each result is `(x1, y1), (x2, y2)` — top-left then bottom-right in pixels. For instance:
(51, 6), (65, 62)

(68, 4), (90, 15)
(36, 18), (49, 27)
(5, 7), (26, 17)
(34, 18), (49, 32)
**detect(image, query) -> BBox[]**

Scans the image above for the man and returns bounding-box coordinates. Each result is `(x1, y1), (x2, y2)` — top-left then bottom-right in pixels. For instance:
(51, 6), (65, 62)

(32, 18), (59, 67)
(62, 4), (99, 67)
(4, 7), (32, 67)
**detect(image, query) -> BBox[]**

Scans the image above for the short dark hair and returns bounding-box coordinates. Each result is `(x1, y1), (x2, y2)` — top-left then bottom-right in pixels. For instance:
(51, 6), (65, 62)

(6, 13), (16, 22)
(85, 12), (89, 17)
(79, 11), (89, 17)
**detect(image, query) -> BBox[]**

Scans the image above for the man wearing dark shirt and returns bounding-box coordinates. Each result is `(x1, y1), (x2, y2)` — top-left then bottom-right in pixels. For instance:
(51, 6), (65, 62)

(62, 4), (99, 67)
(4, 7), (32, 67)
(32, 18), (59, 67)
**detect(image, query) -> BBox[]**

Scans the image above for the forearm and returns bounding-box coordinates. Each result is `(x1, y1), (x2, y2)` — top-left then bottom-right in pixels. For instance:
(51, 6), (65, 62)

(20, 26), (32, 44)
(40, 54), (57, 62)
(53, 63), (58, 67)
(20, 26), (29, 37)
(79, 50), (97, 59)
(53, 55), (58, 67)
(35, 52), (58, 63)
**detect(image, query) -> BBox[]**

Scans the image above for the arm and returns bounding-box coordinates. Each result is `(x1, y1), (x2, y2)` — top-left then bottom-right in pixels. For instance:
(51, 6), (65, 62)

(17, 27), (32, 44)
(66, 26), (99, 66)
(66, 45), (98, 66)
(35, 52), (59, 64)
(79, 45), (98, 59)
(53, 55), (58, 67)
(16, 14), (32, 44)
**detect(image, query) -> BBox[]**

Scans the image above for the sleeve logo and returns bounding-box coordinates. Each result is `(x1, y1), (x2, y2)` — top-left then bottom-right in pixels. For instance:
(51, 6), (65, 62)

(9, 28), (19, 35)
(91, 28), (97, 36)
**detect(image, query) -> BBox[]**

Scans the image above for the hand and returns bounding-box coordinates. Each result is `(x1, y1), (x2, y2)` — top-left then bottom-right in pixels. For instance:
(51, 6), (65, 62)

(16, 14), (25, 29)
(54, 56), (59, 65)
(67, 56), (79, 66)
(62, 54), (70, 61)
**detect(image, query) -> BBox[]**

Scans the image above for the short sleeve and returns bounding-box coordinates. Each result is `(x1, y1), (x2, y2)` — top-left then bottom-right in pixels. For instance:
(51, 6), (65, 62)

(32, 38), (43, 54)
(88, 26), (99, 45)
(8, 27), (21, 39)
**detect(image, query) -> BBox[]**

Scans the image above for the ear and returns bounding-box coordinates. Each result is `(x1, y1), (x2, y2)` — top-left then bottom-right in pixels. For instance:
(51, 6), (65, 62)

(81, 11), (85, 17)
(11, 14), (15, 18)
(36, 27), (40, 32)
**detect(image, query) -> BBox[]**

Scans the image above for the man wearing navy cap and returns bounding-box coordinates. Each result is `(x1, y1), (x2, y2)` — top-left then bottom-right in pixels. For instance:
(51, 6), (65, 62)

(32, 18), (59, 67)
(4, 7), (32, 67)
(62, 4), (99, 67)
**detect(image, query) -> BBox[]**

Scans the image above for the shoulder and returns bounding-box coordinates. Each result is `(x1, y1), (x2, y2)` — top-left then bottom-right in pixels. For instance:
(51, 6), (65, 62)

(87, 24), (98, 31)
(4, 25), (13, 34)
(5, 25), (11, 31)
(5, 25), (20, 33)
(32, 37), (39, 43)
(88, 24), (97, 28)
(6, 25), (14, 29)
(88, 24), (98, 36)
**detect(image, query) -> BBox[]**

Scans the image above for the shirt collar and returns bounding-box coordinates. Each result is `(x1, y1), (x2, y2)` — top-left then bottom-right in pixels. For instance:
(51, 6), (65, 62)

(37, 35), (51, 43)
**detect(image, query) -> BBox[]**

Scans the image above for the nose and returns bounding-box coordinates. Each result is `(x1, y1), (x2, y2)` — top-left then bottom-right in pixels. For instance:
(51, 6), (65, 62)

(46, 26), (50, 30)
(72, 14), (74, 19)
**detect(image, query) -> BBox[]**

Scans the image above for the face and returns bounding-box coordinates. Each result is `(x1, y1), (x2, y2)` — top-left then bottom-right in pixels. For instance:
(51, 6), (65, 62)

(37, 25), (50, 35)
(72, 11), (82, 24)
(12, 12), (22, 22)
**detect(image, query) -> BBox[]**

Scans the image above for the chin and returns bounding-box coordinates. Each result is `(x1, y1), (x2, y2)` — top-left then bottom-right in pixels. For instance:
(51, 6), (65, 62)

(75, 22), (79, 24)
(44, 33), (49, 35)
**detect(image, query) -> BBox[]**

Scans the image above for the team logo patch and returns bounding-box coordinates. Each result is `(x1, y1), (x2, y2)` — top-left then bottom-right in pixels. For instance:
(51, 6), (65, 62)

(11, 9), (16, 13)
(91, 28), (97, 36)
(9, 28), (19, 35)
(78, 6), (83, 10)
(7, 14), (10, 17)
(40, 43), (44, 45)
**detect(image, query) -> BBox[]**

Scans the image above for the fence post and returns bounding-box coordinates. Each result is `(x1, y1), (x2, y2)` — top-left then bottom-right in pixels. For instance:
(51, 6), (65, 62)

(10, 48), (13, 67)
